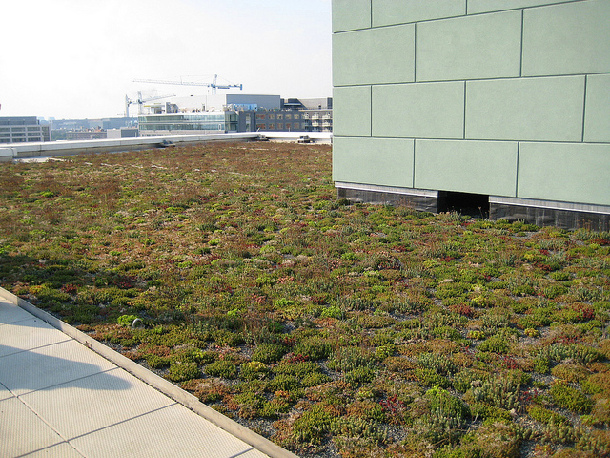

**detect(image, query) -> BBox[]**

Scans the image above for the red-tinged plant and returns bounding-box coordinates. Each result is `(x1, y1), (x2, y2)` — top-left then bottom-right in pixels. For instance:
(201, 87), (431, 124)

(60, 284), (78, 295)
(449, 303), (475, 318)
(379, 396), (405, 415)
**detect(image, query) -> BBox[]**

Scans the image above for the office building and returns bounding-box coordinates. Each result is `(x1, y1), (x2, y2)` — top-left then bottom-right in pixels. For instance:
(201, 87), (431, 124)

(0, 117), (50, 143)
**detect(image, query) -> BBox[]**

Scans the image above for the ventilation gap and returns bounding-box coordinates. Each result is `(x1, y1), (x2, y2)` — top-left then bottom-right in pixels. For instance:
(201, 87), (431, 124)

(437, 191), (489, 218)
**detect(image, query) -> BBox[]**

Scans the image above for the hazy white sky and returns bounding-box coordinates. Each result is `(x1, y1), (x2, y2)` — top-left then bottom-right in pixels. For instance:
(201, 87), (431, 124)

(0, 0), (332, 119)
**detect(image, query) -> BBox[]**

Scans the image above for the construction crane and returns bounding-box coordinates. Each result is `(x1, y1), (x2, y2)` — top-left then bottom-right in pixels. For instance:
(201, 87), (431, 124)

(125, 91), (175, 117)
(133, 75), (243, 94)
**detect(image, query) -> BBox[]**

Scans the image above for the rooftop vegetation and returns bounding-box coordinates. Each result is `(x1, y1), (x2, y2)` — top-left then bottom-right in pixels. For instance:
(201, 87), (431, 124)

(1, 143), (609, 457)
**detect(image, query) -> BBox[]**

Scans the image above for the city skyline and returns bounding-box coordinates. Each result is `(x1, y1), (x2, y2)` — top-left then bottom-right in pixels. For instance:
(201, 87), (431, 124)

(0, 0), (332, 120)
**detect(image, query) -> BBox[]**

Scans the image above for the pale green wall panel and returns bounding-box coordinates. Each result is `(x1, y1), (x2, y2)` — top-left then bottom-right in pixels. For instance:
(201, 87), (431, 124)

(333, 25), (415, 86)
(333, 86), (371, 137)
(467, 0), (574, 14)
(372, 82), (464, 138)
(522, 0), (610, 76)
(518, 142), (610, 206)
(584, 74), (610, 143)
(332, 0), (610, 212)
(372, 0), (465, 27)
(417, 10), (521, 82)
(332, 0), (371, 32)
(466, 76), (585, 141)
(415, 140), (518, 196)
(333, 137), (415, 187)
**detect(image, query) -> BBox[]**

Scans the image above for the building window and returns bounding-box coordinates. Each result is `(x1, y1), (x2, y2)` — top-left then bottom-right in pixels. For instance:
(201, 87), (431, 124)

(258, 124), (266, 130)
(294, 122), (300, 129)
(269, 114), (275, 120)
(256, 114), (266, 120)
(268, 124), (275, 130)
(285, 114), (292, 120)
(278, 123), (283, 130)
(286, 123), (291, 130)
(277, 114), (283, 120)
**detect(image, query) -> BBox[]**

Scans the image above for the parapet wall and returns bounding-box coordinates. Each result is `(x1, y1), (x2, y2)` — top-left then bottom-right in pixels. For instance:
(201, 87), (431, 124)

(0, 132), (332, 161)
(332, 0), (610, 227)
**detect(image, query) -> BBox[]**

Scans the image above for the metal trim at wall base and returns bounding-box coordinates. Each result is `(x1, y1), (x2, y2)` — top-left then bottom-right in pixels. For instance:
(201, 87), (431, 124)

(490, 202), (610, 232)
(335, 183), (438, 213)
(335, 183), (609, 231)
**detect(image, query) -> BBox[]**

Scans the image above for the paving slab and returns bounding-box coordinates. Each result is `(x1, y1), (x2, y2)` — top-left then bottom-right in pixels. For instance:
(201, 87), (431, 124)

(0, 339), (118, 396)
(0, 300), (33, 324)
(24, 442), (85, 458)
(69, 403), (268, 458)
(20, 367), (174, 439)
(0, 382), (12, 401)
(0, 317), (70, 357)
(0, 396), (67, 456)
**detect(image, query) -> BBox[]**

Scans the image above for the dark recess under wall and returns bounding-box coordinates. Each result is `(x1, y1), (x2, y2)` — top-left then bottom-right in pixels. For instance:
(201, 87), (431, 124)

(437, 191), (490, 218)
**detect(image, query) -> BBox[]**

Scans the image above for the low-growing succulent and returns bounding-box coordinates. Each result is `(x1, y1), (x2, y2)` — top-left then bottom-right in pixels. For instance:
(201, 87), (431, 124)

(414, 387), (470, 446)
(344, 366), (376, 387)
(291, 404), (336, 445)
(527, 404), (568, 425)
(251, 343), (287, 364)
(167, 361), (200, 382)
(465, 376), (520, 410)
(240, 361), (271, 381)
(205, 360), (238, 379)
(549, 383), (594, 414)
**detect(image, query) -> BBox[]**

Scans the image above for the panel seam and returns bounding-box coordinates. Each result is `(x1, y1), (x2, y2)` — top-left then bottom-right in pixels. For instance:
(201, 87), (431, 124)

(370, 85), (373, 137)
(463, 82), (467, 140)
(336, 73), (590, 88)
(414, 23), (418, 82)
(581, 75), (588, 142)
(519, 9), (524, 77)
(413, 140), (417, 188)
(515, 142), (520, 198)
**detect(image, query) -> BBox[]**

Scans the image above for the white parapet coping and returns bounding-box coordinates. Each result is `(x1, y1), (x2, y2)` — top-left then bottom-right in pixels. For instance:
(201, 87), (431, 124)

(261, 132), (332, 143)
(0, 132), (332, 161)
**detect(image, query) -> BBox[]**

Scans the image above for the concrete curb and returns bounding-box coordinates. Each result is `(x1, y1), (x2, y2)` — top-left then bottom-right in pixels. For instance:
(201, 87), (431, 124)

(0, 287), (299, 458)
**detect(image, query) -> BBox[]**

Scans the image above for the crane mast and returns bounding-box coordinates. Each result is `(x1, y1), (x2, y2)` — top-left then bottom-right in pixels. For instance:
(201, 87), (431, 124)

(125, 92), (175, 117)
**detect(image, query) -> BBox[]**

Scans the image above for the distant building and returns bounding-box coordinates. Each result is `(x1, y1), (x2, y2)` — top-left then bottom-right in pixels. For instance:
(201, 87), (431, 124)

(282, 97), (333, 111)
(66, 130), (107, 140)
(138, 112), (240, 136)
(156, 94), (281, 113)
(51, 117), (135, 140)
(138, 94), (333, 135)
(253, 108), (332, 133)
(107, 128), (139, 139)
(0, 117), (50, 143)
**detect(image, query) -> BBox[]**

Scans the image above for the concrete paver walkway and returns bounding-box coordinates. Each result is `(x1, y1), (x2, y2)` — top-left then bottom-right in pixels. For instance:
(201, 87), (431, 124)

(0, 290), (294, 458)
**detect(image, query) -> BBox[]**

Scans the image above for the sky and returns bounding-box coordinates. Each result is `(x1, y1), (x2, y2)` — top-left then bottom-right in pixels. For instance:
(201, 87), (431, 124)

(0, 0), (332, 120)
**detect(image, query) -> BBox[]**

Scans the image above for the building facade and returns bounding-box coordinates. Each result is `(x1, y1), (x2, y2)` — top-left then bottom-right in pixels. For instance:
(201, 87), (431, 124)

(0, 117), (50, 143)
(138, 112), (239, 136)
(66, 130), (107, 140)
(138, 95), (334, 135)
(332, 0), (610, 229)
(253, 109), (333, 133)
